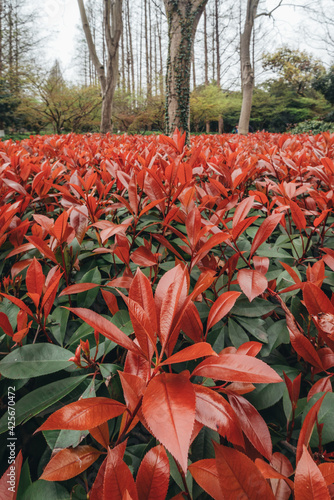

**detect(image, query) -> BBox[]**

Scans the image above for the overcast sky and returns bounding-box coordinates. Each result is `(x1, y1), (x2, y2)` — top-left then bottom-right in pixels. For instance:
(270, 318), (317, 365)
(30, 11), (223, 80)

(36, 0), (332, 82)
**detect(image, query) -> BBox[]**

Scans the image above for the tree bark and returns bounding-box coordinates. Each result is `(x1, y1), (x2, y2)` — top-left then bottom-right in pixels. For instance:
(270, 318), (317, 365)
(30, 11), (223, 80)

(77, 0), (122, 134)
(164, 0), (208, 140)
(238, 0), (259, 135)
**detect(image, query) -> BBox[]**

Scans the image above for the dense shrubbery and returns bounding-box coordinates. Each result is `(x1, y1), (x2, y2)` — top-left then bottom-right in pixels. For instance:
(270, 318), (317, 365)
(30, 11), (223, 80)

(1, 130), (334, 498)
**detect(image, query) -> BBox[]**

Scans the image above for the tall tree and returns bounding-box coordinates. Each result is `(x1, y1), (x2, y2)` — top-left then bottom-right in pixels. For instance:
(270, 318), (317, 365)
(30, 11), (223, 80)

(164, 0), (208, 138)
(238, 0), (259, 135)
(77, 0), (122, 133)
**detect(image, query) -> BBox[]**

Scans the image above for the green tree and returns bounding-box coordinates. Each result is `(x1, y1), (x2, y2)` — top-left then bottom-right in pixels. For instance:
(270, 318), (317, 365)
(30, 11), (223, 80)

(262, 46), (325, 96)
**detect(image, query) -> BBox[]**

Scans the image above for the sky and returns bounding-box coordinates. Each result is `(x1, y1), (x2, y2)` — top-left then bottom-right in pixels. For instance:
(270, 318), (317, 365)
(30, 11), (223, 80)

(35, 0), (332, 83)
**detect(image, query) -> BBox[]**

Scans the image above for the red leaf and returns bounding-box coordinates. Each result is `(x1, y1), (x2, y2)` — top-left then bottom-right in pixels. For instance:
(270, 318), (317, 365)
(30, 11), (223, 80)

(119, 372), (146, 414)
(142, 372), (195, 474)
(214, 443), (275, 500)
(121, 294), (155, 360)
(250, 212), (283, 257)
(255, 458), (294, 490)
(26, 235), (58, 263)
(124, 350), (151, 382)
(288, 325), (324, 371)
(40, 446), (101, 481)
(53, 211), (73, 244)
(194, 385), (244, 447)
(0, 450), (22, 500)
(186, 207), (201, 248)
(295, 445), (330, 500)
(192, 353), (283, 383)
(307, 376), (333, 402)
(303, 283), (334, 316)
(101, 289), (119, 315)
(41, 270), (63, 319)
(206, 291), (241, 332)
(296, 393), (326, 463)
(0, 293), (35, 319)
(290, 200), (306, 230)
(89, 422), (110, 449)
(232, 196), (254, 228)
(0, 312), (13, 336)
(180, 302), (203, 342)
(228, 394), (272, 461)
(160, 343), (218, 366)
(65, 307), (143, 356)
(253, 256), (269, 275)
(26, 257), (45, 298)
(268, 452), (294, 500)
(284, 372), (301, 407)
(90, 457), (107, 500)
(129, 269), (157, 345)
(136, 445), (169, 500)
(59, 283), (99, 296)
(104, 442), (138, 500)
(319, 463), (334, 486)
(130, 247), (158, 267)
(36, 397), (126, 431)
(237, 269), (268, 302)
(188, 459), (224, 500)
(236, 341), (262, 357)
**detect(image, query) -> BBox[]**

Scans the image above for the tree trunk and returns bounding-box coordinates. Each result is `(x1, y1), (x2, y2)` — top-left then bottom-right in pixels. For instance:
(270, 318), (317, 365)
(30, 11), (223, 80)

(77, 0), (122, 134)
(164, 0), (208, 140)
(238, 0), (259, 135)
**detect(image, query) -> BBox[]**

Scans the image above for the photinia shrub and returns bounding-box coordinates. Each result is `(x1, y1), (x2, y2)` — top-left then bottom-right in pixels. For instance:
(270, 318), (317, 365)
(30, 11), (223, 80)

(0, 129), (334, 498)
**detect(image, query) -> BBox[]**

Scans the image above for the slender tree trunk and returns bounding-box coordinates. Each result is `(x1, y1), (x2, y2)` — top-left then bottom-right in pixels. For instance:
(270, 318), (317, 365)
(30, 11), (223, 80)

(204, 7), (208, 86)
(238, 0), (259, 135)
(77, 0), (122, 134)
(164, 0), (208, 139)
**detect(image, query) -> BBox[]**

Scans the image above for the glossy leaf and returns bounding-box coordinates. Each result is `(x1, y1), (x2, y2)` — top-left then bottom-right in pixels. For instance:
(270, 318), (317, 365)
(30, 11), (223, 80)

(250, 212), (283, 257)
(136, 445), (169, 500)
(104, 441), (138, 500)
(296, 393), (326, 463)
(188, 459), (224, 500)
(295, 445), (330, 500)
(194, 385), (244, 447)
(160, 342), (217, 366)
(214, 442), (275, 499)
(228, 393), (272, 461)
(237, 269), (268, 302)
(142, 372), (195, 474)
(37, 397), (126, 431)
(40, 445), (101, 481)
(206, 291), (241, 332)
(192, 353), (283, 383)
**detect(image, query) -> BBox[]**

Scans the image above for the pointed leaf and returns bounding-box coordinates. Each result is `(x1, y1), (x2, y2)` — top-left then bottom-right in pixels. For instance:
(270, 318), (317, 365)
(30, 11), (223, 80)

(26, 258), (44, 298)
(296, 393), (326, 463)
(65, 307), (143, 356)
(237, 269), (268, 302)
(214, 443), (275, 499)
(142, 372), (195, 474)
(160, 343), (217, 366)
(37, 397), (126, 431)
(207, 291), (241, 332)
(104, 442), (138, 500)
(0, 450), (22, 500)
(295, 445), (330, 500)
(250, 213), (283, 257)
(192, 353), (283, 383)
(59, 283), (99, 296)
(228, 394), (272, 461)
(194, 385), (244, 447)
(40, 445), (101, 481)
(188, 459), (224, 500)
(136, 445), (169, 500)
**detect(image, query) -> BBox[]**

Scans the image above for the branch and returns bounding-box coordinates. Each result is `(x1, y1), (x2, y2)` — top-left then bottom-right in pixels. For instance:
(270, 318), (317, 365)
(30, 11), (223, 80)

(77, 0), (104, 75)
(256, 0), (284, 19)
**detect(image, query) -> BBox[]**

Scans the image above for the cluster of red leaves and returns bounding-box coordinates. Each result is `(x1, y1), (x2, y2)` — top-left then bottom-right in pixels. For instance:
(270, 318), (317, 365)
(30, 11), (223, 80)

(1, 130), (334, 499)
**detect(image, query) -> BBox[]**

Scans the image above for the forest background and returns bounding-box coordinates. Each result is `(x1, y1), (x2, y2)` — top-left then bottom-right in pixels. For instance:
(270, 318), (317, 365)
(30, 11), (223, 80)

(1, 0), (334, 139)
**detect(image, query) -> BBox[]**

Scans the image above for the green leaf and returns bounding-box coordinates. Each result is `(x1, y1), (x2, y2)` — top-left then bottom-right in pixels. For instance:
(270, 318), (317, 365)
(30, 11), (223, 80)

(0, 375), (88, 433)
(304, 393), (334, 446)
(228, 318), (249, 348)
(246, 365), (300, 410)
(17, 459), (32, 499)
(0, 344), (73, 379)
(49, 307), (70, 346)
(80, 267), (101, 308)
(236, 317), (268, 343)
(191, 426), (219, 462)
(21, 480), (70, 500)
(261, 319), (290, 356)
(231, 298), (277, 318)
